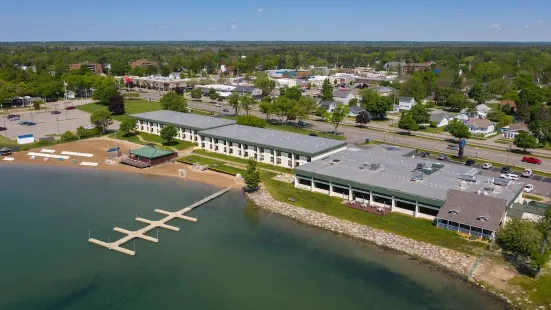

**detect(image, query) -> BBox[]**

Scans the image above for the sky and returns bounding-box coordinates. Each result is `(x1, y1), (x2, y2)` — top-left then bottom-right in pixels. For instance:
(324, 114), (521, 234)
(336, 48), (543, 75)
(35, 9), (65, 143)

(1, 0), (550, 42)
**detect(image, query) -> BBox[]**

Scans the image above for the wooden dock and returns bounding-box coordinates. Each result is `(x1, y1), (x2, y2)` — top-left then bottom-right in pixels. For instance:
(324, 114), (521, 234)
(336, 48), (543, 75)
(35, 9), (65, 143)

(88, 187), (231, 256)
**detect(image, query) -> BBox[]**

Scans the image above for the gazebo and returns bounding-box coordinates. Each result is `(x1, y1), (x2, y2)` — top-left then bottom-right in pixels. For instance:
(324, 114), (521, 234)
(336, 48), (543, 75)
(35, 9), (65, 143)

(0, 147), (12, 156)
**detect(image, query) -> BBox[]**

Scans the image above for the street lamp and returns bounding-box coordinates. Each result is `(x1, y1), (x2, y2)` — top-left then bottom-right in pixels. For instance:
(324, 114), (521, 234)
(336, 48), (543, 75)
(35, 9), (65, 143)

(3, 119), (7, 138)
(56, 117), (60, 134)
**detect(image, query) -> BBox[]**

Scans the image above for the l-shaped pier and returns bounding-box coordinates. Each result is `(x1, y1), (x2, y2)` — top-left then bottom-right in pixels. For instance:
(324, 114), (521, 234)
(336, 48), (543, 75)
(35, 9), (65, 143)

(88, 187), (231, 256)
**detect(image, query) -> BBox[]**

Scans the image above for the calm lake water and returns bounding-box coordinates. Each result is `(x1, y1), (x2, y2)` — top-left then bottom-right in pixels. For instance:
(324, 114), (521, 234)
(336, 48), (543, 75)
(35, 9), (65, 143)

(0, 165), (506, 310)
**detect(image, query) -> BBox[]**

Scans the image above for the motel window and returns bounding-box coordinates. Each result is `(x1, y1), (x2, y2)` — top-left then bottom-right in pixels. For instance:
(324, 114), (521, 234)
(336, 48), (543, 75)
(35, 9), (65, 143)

(298, 178), (311, 186)
(314, 182), (330, 191)
(229, 149), (233, 154)
(276, 151), (281, 157)
(215, 146), (219, 151)
(202, 143), (205, 148)
(260, 155), (265, 161)
(244, 152), (248, 158)
(276, 158), (281, 164)
(288, 161), (292, 167)
(287, 153), (292, 159)
(259, 147), (264, 153)
(270, 157), (274, 163)
(307, 157), (311, 162)
(238, 150), (242, 156)
(224, 147), (227, 152)
(419, 206), (439, 217)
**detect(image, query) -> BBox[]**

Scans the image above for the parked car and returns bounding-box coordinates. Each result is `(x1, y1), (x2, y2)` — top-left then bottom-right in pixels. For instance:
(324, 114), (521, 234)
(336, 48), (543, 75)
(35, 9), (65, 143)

(214, 103), (221, 107)
(522, 156), (542, 165)
(0, 126), (6, 131)
(7, 114), (20, 121)
(500, 173), (520, 181)
(84, 125), (96, 130)
(465, 159), (475, 166)
(482, 163), (493, 169)
(66, 106), (76, 110)
(309, 133), (318, 137)
(501, 166), (511, 173)
(447, 144), (459, 151)
(420, 152), (430, 158)
(524, 184), (534, 193)
(51, 110), (61, 114)
(522, 169), (533, 178)
(438, 154), (448, 160)
(209, 101), (217, 104)
(222, 109), (229, 112)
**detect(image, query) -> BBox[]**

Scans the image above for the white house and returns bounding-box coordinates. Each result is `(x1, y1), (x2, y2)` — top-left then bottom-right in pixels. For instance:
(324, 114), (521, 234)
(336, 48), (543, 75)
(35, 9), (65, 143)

(348, 106), (366, 117)
(169, 72), (182, 80)
(374, 86), (396, 97)
(398, 97), (416, 110)
(503, 123), (529, 139)
(429, 111), (454, 128)
(319, 101), (336, 113)
(466, 118), (495, 137)
(333, 90), (356, 104)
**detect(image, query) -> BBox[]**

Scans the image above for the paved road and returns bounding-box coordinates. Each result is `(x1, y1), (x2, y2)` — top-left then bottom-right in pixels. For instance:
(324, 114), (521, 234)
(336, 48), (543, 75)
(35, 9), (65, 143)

(184, 100), (551, 173)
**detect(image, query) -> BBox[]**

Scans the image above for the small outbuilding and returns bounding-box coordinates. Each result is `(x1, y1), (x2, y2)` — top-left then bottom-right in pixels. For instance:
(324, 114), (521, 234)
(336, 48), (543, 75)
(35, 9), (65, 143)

(121, 146), (177, 168)
(16, 134), (35, 145)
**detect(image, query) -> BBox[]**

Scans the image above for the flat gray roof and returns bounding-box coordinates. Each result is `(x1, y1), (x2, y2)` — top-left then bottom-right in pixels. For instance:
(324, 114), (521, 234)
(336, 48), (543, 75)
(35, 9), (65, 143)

(198, 124), (348, 157)
(131, 110), (236, 131)
(294, 145), (523, 207)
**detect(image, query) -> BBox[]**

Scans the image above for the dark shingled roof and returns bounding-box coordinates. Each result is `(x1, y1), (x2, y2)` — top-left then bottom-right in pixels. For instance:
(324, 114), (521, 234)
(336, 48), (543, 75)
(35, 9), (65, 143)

(436, 189), (507, 231)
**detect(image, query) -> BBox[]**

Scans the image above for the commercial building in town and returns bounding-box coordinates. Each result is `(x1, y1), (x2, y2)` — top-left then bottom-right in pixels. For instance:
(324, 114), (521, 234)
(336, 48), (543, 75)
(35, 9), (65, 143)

(198, 125), (348, 168)
(131, 110), (236, 143)
(128, 59), (159, 68)
(293, 145), (523, 235)
(121, 146), (177, 168)
(70, 62), (103, 74)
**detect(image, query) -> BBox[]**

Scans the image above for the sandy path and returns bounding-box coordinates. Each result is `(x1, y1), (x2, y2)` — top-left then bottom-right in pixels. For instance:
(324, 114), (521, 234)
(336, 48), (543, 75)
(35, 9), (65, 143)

(0, 137), (243, 189)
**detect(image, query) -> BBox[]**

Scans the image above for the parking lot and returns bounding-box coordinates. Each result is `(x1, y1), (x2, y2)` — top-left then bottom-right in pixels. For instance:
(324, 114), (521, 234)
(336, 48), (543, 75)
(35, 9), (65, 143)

(1, 108), (97, 140)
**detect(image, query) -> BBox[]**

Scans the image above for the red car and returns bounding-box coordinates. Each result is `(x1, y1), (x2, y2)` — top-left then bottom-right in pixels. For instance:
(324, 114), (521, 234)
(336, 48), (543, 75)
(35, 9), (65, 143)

(522, 156), (542, 165)
(66, 106), (76, 110)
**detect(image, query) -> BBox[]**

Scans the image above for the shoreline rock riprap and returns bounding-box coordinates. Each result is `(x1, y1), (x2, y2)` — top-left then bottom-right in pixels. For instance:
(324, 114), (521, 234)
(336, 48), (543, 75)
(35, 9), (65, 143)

(246, 187), (478, 277)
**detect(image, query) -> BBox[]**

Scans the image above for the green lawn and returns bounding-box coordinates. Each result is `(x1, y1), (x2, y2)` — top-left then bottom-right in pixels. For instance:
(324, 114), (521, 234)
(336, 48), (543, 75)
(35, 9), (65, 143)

(524, 194), (543, 201)
(192, 149), (293, 174)
(109, 132), (196, 151)
(77, 99), (162, 121)
(511, 273), (551, 305)
(419, 126), (446, 134)
(261, 175), (488, 256)
(178, 155), (246, 175)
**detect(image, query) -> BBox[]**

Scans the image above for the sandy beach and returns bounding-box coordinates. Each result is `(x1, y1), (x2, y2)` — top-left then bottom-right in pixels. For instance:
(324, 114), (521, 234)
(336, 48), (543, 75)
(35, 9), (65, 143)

(0, 138), (243, 189)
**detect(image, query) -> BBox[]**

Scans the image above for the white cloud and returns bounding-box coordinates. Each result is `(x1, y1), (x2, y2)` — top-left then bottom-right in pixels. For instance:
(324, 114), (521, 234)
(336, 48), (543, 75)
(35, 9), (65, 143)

(257, 7), (263, 13)
(487, 23), (501, 31)
(536, 20), (544, 25)
(525, 25), (530, 28)
(157, 25), (165, 30)
(230, 24), (237, 29)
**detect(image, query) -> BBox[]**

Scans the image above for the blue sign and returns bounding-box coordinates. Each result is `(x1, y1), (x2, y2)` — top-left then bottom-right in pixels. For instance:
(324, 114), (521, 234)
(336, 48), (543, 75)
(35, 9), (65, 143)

(459, 138), (467, 148)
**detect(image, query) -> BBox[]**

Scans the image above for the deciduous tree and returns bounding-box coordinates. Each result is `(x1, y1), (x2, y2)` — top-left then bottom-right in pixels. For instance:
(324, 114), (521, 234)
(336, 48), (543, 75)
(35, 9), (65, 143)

(397, 113), (418, 134)
(229, 93), (241, 115)
(160, 124), (178, 143)
(90, 110), (112, 135)
(160, 91), (188, 112)
(190, 88), (202, 100)
(355, 110), (370, 126)
(119, 117), (137, 136)
(324, 103), (348, 134)
(243, 157), (261, 189)
(321, 78), (333, 101)
(514, 131), (538, 152)
(107, 93), (125, 115)
(447, 120), (471, 139)
(497, 218), (542, 258)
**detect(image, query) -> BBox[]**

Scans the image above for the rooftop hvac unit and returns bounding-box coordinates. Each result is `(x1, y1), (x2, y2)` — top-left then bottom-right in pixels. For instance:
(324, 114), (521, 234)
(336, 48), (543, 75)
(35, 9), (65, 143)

(412, 171), (424, 181)
(416, 162), (425, 170)
(459, 174), (477, 182)
(370, 163), (381, 171)
(493, 178), (510, 186)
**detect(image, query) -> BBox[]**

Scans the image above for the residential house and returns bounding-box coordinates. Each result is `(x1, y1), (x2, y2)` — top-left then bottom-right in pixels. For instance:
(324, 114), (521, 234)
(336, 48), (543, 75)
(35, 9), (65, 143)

(333, 90), (356, 104)
(476, 104), (491, 119)
(429, 111), (454, 128)
(398, 97), (416, 110)
(503, 122), (529, 139)
(129, 59), (159, 68)
(319, 101), (336, 113)
(466, 118), (495, 137)
(169, 72), (182, 80)
(374, 86), (396, 97)
(500, 100), (516, 111)
(233, 86), (262, 99)
(70, 62), (103, 74)
(348, 106), (366, 117)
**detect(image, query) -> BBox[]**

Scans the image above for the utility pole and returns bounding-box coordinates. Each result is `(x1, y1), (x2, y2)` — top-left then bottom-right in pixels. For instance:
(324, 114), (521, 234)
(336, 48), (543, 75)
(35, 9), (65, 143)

(56, 117), (60, 134)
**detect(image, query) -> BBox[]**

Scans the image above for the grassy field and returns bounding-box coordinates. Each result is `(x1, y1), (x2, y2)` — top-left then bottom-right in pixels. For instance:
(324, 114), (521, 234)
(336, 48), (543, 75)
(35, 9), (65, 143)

(178, 155), (246, 175)
(192, 149), (293, 174)
(109, 131), (196, 151)
(260, 175), (488, 256)
(511, 273), (551, 305)
(524, 194), (544, 201)
(77, 99), (162, 122)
